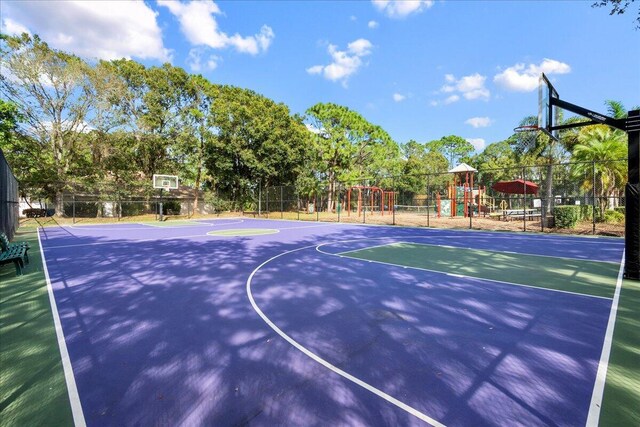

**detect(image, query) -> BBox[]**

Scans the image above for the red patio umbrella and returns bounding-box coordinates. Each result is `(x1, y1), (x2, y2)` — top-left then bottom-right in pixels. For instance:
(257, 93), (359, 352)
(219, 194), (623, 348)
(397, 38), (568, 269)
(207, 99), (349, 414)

(492, 179), (539, 195)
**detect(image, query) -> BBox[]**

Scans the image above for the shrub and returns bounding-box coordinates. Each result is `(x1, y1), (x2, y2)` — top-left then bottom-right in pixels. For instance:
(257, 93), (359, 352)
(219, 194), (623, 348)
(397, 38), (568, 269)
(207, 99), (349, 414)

(614, 206), (625, 215)
(203, 191), (232, 212)
(579, 205), (594, 221)
(554, 205), (581, 228)
(604, 209), (625, 224)
(121, 202), (145, 217)
(162, 200), (181, 215)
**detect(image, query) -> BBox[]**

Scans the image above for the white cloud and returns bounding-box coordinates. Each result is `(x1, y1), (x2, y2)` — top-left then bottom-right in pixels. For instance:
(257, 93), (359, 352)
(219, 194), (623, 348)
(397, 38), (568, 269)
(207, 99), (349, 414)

(439, 73), (490, 101)
(158, 0), (274, 55)
(465, 117), (492, 128)
(307, 38), (373, 87)
(306, 65), (324, 75)
(187, 48), (220, 72)
(372, 0), (434, 18)
(466, 138), (486, 151)
(494, 58), (571, 92)
(1, 1), (170, 61)
(393, 93), (406, 102)
(1, 18), (31, 36)
(444, 95), (460, 104)
(368, 20), (379, 29)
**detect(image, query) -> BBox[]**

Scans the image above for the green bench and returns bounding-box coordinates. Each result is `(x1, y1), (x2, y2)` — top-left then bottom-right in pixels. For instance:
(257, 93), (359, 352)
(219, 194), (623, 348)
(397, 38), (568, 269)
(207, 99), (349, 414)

(0, 232), (30, 276)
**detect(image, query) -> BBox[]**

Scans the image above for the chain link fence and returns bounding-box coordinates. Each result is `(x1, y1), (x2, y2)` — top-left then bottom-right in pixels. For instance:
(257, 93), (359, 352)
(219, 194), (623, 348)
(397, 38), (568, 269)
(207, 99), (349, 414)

(16, 159), (626, 236)
(0, 148), (19, 240)
(247, 160), (626, 236)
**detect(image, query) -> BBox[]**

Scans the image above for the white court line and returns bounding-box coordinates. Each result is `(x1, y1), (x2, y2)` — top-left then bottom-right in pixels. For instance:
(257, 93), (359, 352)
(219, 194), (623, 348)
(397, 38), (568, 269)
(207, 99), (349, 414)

(63, 219), (245, 231)
(316, 241), (613, 301)
(278, 223), (348, 230)
(38, 229), (86, 427)
(65, 225), (154, 231)
(246, 243), (445, 426)
(193, 219), (245, 226)
(335, 241), (401, 256)
(585, 251), (625, 426)
(314, 234), (619, 265)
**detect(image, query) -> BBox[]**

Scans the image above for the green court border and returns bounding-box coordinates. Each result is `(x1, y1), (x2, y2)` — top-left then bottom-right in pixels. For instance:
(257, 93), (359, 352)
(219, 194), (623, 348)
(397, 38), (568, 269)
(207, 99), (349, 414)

(0, 229), (74, 426)
(1, 226), (638, 426)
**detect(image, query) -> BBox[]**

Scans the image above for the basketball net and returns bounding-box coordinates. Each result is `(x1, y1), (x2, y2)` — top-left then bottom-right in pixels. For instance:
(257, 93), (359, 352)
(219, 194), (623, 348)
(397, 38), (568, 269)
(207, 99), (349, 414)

(513, 125), (541, 147)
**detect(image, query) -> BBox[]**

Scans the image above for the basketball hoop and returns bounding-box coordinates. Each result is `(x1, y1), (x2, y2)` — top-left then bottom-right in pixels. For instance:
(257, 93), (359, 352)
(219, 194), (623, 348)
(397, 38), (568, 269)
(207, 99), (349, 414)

(513, 125), (541, 146)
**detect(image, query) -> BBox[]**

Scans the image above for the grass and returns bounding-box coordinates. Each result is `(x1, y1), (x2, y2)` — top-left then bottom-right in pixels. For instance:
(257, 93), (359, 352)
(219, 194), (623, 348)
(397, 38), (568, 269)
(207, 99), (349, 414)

(0, 227), (73, 426)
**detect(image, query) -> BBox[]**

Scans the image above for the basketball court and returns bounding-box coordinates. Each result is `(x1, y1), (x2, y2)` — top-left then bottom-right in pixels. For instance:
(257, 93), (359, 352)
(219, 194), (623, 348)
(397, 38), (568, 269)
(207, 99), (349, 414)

(36, 217), (626, 426)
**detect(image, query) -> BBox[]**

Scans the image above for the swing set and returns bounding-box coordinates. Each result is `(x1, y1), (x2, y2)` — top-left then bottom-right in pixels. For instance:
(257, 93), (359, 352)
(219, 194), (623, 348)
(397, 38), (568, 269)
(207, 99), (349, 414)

(346, 185), (396, 216)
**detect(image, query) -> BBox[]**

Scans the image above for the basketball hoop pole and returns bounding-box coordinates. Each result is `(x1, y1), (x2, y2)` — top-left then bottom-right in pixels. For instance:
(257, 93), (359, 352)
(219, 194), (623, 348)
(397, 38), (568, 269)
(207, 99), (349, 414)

(159, 188), (164, 222)
(625, 109), (640, 280)
(538, 73), (638, 279)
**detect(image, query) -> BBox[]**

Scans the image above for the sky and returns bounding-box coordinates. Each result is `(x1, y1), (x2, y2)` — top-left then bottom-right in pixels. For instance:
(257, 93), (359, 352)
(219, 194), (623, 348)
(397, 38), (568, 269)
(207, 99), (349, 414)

(2, 0), (639, 153)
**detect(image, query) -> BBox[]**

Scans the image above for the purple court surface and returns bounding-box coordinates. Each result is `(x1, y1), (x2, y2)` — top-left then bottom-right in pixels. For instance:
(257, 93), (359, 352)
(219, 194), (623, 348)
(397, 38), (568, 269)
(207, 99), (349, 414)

(38, 218), (623, 426)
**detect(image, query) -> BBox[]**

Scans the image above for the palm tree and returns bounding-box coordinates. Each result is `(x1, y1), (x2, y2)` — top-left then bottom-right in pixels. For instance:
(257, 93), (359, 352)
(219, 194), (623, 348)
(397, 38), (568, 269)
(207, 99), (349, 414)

(571, 125), (626, 218)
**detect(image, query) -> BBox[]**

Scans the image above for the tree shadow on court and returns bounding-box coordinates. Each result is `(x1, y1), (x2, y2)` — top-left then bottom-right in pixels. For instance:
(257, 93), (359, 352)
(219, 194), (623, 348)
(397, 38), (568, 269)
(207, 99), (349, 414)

(249, 242), (611, 426)
(35, 224), (619, 426)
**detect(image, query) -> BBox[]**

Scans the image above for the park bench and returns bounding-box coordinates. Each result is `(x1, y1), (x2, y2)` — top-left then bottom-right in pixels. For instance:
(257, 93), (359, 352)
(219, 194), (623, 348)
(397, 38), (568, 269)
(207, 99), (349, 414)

(0, 232), (30, 275)
(23, 208), (47, 218)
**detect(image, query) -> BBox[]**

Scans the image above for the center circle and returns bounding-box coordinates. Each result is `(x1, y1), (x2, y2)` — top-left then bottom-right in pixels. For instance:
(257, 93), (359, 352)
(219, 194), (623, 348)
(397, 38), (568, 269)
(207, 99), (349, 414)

(207, 228), (279, 237)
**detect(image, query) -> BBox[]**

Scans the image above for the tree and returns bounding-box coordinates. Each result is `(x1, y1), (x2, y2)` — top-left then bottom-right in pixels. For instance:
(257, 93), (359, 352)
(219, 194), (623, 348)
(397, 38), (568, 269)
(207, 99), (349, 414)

(425, 135), (474, 169)
(305, 103), (398, 211)
(0, 99), (22, 146)
(172, 75), (217, 208)
(470, 139), (519, 187)
(397, 140), (448, 195)
(592, 0), (640, 30)
(571, 125), (627, 216)
(1, 33), (94, 214)
(207, 85), (311, 209)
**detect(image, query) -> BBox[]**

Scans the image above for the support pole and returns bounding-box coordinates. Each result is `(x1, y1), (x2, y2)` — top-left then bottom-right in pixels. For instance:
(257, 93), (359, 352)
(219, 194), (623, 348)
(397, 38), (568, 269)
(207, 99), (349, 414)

(592, 161), (596, 235)
(624, 110), (640, 280)
(523, 167), (527, 232)
(258, 180), (262, 216)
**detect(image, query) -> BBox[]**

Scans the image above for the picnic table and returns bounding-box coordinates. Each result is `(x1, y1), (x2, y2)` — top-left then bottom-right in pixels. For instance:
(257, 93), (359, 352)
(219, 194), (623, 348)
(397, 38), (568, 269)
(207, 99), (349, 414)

(503, 209), (541, 221)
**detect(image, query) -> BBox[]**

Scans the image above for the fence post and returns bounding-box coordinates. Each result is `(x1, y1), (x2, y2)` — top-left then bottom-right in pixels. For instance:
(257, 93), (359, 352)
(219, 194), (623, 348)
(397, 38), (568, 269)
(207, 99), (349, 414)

(523, 167), (527, 232)
(337, 183), (341, 223)
(281, 186), (284, 219)
(426, 175), (430, 227)
(392, 177), (396, 226)
(72, 194), (76, 224)
(592, 161), (596, 235)
(258, 180), (262, 216)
